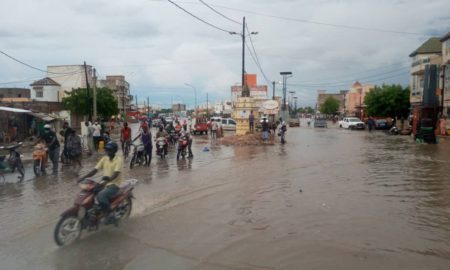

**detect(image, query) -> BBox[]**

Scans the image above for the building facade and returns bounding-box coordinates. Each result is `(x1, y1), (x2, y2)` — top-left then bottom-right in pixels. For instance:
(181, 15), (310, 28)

(344, 81), (374, 118)
(97, 75), (131, 115)
(30, 77), (61, 102)
(316, 90), (347, 115)
(0, 88), (30, 99)
(172, 103), (186, 112)
(47, 65), (93, 102)
(409, 38), (442, 107)
(440, 33), (450, 117)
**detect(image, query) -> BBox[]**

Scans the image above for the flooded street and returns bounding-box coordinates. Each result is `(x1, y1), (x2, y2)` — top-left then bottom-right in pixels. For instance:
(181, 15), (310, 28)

(1, 122), (450, 269)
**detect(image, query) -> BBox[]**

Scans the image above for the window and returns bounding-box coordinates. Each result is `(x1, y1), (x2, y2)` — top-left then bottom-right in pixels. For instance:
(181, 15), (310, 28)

(36, 90), (43, 98)
(222, 119), (227, 124)
(229, 120), (236, 125)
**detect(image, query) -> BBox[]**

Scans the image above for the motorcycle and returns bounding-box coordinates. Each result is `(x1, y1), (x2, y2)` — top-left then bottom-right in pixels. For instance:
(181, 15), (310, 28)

(155, 137), (168, 159)
(0, 142), (24, 180)
(389, 125), (399, 135)
(53, 178), (138, 246)
(129, 143), (145, 169)
(169, 130), (179, 145)
(177, 135), (189, 160)
(32, 143), (48, 176)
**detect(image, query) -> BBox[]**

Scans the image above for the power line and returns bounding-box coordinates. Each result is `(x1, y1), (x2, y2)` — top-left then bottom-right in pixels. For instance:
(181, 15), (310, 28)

(166, 0), (235, 34)
(244, 23), (272, 85)
(203, 3), (431, 37)
(198, 0), (241, 25)
(0, 50), (82, 75)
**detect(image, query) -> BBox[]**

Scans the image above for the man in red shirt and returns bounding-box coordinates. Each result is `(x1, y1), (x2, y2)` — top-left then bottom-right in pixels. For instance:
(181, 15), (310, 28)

(120, 122), (132, 156)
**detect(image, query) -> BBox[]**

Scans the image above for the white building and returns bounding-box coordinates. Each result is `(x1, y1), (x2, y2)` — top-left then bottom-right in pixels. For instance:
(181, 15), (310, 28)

(47, 64), (93, 101)
(30, 77), (61, 102)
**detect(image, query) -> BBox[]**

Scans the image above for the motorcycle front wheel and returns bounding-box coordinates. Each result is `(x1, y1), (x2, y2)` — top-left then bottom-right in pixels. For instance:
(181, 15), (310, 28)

(115, 196), (132, 221)
(54, 214), (82, 246)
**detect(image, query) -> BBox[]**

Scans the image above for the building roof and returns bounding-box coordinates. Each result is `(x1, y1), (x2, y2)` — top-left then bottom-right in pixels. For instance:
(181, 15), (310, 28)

(409, 37), (442, 57)
(30, 77), (61, 86)
(441, 32), (450, 42)
(352, 81), (362, 88)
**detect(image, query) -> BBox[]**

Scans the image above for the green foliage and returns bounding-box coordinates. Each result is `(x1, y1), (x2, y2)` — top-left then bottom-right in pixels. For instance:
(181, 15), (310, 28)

(364, 84), (410, 118)
(62, 87), (119, 119)
(320, 96), (340, 115)
(297, 106), (315, 114)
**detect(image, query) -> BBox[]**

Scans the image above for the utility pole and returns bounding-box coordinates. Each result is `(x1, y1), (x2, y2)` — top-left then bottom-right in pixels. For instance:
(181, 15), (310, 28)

(441, 65), (446, 115)
(84, 61), (92, 120)
(147, 96), (150, 118)
(272, 81), (276, 100)
(280, 72), (293, 120)
(93, 68), (97, 120)
(206, 93), (209, 118)
(241, 16), (246, 93)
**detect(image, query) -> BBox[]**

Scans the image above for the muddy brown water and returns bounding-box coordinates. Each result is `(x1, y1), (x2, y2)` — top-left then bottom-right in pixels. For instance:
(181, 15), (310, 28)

(0, 122), (449, 269)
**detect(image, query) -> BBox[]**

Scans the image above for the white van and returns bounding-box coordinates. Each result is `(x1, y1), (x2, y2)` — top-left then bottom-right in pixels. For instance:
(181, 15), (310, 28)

(221, 118), (237, 131)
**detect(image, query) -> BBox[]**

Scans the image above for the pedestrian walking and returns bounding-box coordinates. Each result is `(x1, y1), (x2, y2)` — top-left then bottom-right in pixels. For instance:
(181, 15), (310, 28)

(92, 121), (102, 151)
(132, 125), (152, 166)
(368, 116), (375, 132)
(249, 111), (255, 133)
(85, 121), (94, 155)
(261, 119), (269, 141)
(211, 120), (218, 140)
(440, 116), (447, 136)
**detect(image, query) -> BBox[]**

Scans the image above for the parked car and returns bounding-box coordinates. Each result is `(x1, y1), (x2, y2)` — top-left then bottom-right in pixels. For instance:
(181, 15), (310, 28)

(314, 118), (328, 128)
(374, 119), (389, 130)
(289, 118), (300, 127)
(221, 118), (237, 131)
(339, 117), (365, 130)
(191, 117), (208, 135)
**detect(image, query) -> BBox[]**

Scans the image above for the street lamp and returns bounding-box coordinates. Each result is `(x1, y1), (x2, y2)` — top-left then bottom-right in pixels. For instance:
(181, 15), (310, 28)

(280, 71), (293, 120)
(293, 96), (298, 116)
(184, 83), (197, 115)
(229, 17), (258, 97)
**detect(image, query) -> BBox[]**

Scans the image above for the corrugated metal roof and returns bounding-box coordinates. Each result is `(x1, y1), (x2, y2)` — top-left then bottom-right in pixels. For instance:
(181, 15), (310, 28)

(30, 77), (61, 86)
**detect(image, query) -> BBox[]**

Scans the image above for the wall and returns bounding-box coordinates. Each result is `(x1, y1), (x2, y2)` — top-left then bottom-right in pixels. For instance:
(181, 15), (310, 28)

(31, 85), (60, 102)
(0, 88), (30, 98)
(48, 65), (93, 101)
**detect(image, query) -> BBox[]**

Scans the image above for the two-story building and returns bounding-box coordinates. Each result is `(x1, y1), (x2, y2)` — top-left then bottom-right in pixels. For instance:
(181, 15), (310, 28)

(97, 75), (131, 115)
(441, 33), (450, 117)
(47, 64), (93, 102)
(409, 38), (442, 109)
(30, 77), (61, 102)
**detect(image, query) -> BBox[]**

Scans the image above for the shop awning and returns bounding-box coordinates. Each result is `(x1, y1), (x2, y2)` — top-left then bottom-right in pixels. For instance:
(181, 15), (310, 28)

(0, 106), (31, 113)
(28, 112), (57, 122)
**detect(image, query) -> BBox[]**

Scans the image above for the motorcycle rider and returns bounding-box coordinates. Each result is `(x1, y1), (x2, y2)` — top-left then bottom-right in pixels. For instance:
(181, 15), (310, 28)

(39, 124), (60, 173)
(279, 121), (287, 144)
(181, 126), (193, 158)
(79, 141), (123, 224)
(156, 125), (169, 154)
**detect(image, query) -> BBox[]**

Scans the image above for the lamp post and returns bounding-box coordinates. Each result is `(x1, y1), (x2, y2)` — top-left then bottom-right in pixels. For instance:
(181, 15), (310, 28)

(229, 17), (258, 97)
(280, 71), (293, 120)
(289, 91), (295, 116)
(293, 96), (298, 117)
(184, 83), (197, 116)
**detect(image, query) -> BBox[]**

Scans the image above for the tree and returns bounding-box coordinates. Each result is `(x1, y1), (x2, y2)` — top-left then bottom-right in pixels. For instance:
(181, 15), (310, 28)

(320, 96), (340, 115)
(62, 87), (119, 119)
(364, 84), (410, 118)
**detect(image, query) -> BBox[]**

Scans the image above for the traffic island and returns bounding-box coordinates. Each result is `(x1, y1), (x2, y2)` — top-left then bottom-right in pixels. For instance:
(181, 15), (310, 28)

(219, 133), (275, 146)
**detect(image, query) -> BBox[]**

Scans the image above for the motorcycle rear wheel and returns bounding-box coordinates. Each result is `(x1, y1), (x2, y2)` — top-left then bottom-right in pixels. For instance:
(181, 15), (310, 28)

(115, 196), (132, 221)
(33, 159), (43, 176)
(54, 214), (82, 246)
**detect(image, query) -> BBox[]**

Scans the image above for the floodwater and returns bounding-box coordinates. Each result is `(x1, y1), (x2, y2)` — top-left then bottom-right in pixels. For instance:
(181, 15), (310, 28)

(0, 121), (450, 270)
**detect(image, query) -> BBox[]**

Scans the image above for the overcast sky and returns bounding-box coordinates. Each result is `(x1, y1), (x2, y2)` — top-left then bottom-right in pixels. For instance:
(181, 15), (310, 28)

(1, 0), (449, 108)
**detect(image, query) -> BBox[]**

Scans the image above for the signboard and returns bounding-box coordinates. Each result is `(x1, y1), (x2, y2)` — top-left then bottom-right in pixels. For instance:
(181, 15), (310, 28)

(262, 100), (279, 114)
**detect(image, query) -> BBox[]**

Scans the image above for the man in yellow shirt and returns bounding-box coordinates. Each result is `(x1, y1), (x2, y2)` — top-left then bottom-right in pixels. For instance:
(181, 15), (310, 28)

(79, 141), (123, 223)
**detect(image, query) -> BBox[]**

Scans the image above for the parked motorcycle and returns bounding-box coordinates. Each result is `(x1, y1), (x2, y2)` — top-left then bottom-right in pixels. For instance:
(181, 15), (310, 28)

(0, 143), (24, 180)
(129, 143), (145, 169)
(53, 178), (138, 246)
(389, 126), (399, 135)
(177, 135), (189, 160)
(32, 143), (48, 176)
(155, 137), (168, 159)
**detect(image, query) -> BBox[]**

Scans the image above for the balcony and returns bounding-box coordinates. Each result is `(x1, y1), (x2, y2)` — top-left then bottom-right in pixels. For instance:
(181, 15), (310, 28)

(411, 55), (442, 75)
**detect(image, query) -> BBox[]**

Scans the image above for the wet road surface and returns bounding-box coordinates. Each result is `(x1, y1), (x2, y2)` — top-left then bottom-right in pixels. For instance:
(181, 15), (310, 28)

(1, 122), (450, 269)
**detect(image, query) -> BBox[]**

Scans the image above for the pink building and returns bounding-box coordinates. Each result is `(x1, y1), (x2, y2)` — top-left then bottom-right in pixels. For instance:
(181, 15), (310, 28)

(345, 81), (374, 118)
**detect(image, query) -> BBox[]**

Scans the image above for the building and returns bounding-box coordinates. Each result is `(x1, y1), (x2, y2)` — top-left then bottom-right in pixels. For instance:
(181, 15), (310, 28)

(30, 77), (61, 102)
(344, 81), (374, 118)
(47, 64), (93, 102)
(316, 90), (347, 115)
(440, 33), (450, 117)
(231, 74), (268, 102)
(409, 37), (442, 108)
(97, 75), (131, 115)
(0, 88), (30, 99)
(171, 103), (186, 112)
